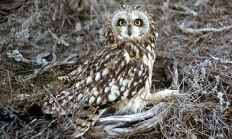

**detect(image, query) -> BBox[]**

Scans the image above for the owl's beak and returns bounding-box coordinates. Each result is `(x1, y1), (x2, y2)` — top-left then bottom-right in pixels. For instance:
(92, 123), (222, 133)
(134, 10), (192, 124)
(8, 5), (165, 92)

(128, 25), (132, 36)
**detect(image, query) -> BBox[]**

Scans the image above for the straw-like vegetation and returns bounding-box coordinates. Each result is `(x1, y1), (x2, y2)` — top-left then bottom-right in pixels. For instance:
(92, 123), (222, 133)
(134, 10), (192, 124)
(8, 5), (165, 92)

(0, 0), (231, 138)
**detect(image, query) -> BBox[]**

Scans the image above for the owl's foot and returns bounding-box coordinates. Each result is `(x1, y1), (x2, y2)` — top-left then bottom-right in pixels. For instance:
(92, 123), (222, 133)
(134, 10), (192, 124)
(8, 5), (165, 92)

(148, 89), (180, 105)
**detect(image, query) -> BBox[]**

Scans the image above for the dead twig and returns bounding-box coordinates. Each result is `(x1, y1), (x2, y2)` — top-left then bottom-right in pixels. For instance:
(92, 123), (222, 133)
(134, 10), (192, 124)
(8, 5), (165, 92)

(209, 54), (232, 64)
(168, 58), (179, 90)
(179, 23), (232, 34)
(169, 3), (198, 16)
(29, 42), (91, 79)
(7, 70), (12, 103)
(0, 0), (24, 11)
(86, 102), (172, 138)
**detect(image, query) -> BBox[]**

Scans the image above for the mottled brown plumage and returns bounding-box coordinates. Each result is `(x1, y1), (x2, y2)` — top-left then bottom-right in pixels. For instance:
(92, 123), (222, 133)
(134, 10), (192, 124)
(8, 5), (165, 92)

(41, 5), (162, 137)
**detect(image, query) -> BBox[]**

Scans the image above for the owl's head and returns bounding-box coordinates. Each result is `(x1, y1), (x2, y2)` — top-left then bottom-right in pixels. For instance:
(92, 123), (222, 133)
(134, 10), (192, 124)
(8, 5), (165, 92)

(105, 5), (156, 45)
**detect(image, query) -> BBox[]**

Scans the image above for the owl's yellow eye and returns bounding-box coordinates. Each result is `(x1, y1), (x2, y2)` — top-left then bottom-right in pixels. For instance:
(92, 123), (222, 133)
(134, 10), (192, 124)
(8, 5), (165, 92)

(134, 19), (143, 26)
(118, 19), (126, 26)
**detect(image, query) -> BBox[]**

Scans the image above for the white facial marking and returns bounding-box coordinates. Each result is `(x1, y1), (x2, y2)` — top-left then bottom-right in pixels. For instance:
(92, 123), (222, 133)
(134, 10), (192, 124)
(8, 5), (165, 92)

(86, 76), (92, 84)
(102, 68), (109, 76)
(112, 10), (149, 39)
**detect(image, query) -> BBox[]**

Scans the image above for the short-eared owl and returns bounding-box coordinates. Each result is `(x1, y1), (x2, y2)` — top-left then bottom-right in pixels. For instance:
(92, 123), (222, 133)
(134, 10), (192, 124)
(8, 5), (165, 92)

(41, 5), (176, 137)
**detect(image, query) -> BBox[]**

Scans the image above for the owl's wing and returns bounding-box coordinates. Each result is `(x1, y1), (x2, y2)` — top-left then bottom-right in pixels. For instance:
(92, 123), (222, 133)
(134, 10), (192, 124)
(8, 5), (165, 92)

(42, 44), (149, 114)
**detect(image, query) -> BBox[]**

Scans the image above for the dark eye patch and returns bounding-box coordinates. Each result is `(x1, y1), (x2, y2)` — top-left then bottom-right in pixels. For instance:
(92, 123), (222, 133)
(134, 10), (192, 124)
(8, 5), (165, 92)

(134, 19), (143, 26)
(117, 19), (126, 26)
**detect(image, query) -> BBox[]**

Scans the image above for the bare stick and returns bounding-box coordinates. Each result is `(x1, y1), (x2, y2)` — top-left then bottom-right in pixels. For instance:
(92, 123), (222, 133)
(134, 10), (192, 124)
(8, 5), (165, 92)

(168, 58), (179, 90)
(209, 54), (232, 64)
(29, 42), (91, 79)
(7, 70), (13, 103)
(179, 23), (232, 34)
(86, 102), (172, 137)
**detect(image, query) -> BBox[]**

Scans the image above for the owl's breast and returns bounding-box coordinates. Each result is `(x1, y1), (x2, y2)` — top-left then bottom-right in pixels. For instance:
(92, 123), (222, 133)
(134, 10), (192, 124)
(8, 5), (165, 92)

(114, 43), (156, 114)
(114, 77), (151, 114)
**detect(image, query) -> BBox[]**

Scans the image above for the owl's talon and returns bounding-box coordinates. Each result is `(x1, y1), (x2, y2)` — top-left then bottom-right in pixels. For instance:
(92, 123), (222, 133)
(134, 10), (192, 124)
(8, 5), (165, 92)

(148, 89), (180, 105)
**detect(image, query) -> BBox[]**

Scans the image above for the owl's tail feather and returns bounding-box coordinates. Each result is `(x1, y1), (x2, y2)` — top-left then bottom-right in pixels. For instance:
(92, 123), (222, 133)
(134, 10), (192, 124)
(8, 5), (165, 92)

(71, 106), (107, 138)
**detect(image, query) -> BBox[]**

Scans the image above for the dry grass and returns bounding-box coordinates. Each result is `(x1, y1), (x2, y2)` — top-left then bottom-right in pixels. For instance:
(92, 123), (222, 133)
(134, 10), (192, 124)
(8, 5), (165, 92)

(0, 0), (231, 138)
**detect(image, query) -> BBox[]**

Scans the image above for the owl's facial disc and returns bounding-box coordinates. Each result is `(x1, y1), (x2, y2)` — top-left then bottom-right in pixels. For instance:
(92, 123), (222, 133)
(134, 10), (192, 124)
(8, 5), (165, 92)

(112, 11), (150, 40)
